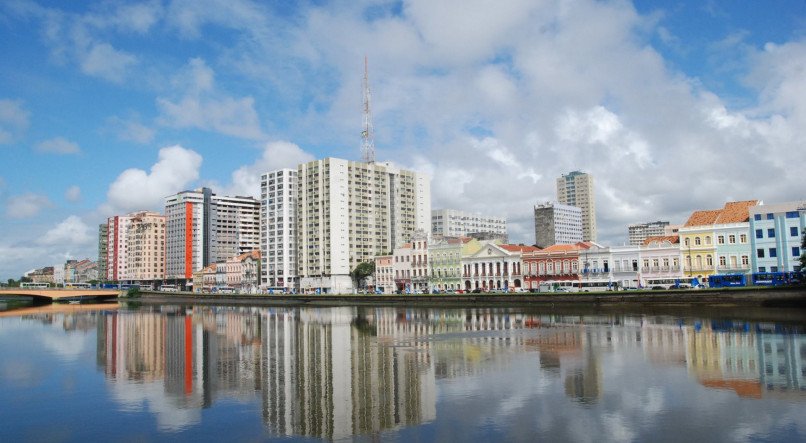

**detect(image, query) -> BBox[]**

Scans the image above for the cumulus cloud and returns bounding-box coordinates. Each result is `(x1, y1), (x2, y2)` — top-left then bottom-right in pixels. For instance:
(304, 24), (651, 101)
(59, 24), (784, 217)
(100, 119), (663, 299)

(105, 116), (156, 144)
(65, 185), (81, 202)
(0, 99), (30, 144)
(105, 145), (202, 213)
(80, 42), (138, 83)
(37, 215), (94, 246)
(223, 141), (315, 197)
(35, 137), (81, 154)
(156, 58), (264, 139)
(5, 193), (52, 218)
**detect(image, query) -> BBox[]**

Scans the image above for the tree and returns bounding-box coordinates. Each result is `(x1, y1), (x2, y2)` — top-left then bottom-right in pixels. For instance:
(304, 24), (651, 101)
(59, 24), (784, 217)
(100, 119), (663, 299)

(800, 232), (806, 271)
(351, 261), (376, 291)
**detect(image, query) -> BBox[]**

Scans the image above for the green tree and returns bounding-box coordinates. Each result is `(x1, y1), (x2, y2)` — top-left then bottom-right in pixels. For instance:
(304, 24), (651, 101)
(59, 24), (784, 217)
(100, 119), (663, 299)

(351, 261), (376, 291)
(800, 232), (806, 270)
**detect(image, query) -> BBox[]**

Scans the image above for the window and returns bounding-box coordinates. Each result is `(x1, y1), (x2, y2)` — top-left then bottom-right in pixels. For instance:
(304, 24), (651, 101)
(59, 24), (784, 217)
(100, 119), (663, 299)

(717, 235), (725, 244)
(719, 256), (726, 266)
(771, 266), (779, 272)
(754, 214), (762, 221)
(791, 227), (799, 237)
(684, 238), (690, 246)
(767, 228), (775, 238)
(759, 266), (766, 272)
(705, 236), (712, 245)
(706, 255), (713, 266)
(769, 248), (777, 258)
(728, 234), (735, 244)
(793, 247), (801, 257)
(767, 213), (774, 220)
(757, 249), (765, 258)
(695, 237), (701, 245)
(785, 211), (799, 218)
(755, 229), (763, 239)
(741, 255), (749, 265)
(740, 234), (747, 243)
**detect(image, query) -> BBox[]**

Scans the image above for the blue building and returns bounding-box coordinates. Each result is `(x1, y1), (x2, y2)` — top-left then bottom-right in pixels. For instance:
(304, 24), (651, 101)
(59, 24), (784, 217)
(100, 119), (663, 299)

(749, 202), (806, 273)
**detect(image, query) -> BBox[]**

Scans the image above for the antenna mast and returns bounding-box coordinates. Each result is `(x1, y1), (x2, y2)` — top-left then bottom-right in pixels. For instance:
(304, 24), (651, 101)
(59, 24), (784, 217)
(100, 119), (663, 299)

(361, 56), (375, 163)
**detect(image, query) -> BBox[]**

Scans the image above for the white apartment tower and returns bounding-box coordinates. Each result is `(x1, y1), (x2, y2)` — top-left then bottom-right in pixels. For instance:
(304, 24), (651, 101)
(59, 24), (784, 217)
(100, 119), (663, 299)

(557, 171), (596, 242)
(209, 195), (260, 262)
(296, 158), (430, 293)
(260, 168), (298, 290)
(534, 202), (583, 248)
(431, 209), (507, 238)
(628, 221), (671, 246)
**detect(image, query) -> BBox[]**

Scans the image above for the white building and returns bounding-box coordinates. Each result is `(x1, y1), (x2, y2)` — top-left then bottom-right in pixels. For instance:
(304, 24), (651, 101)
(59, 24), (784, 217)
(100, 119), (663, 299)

(639, 236), (683, 287)
(209, 195), (260, 263)
(431, 209), (507, 238)
(534, 202), (583, 248)
(557, 171), (596, 242)
(296, 158), (430, 294)
(460, 242), (534, 292)
(749, 201), (806, 273)
(260, 168), (298, 290)
(628, 221), (670, 246)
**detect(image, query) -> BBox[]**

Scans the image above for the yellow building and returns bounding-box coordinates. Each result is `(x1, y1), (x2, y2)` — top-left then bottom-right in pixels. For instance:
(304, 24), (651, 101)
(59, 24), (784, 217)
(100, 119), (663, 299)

(679, 201), (758, 280)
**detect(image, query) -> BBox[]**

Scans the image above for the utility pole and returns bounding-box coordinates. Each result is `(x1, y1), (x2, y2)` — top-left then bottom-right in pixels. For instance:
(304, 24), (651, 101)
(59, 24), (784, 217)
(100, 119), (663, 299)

(361, 56), (375, 163)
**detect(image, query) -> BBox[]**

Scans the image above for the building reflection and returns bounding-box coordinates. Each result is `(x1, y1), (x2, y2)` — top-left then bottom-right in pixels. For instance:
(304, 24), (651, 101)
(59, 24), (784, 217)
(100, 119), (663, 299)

(20, 304), (791, 436)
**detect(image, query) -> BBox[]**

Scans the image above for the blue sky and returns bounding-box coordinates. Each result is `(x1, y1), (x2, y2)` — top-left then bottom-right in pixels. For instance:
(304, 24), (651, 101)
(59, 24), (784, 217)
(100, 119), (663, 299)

(1, 0), (805, 279)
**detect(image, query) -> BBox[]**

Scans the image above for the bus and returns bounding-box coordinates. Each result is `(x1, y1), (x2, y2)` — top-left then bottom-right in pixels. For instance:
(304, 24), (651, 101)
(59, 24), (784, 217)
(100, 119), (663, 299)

(708, 274), (747, 288)
(579, 280), (612, 292)
(538, 281), (578, 293)
(751, 271), (802, 286)
(645, 278), (677, 290)
(159, 284), (179, 292)
(64, 282), (92, 289)
(21, 282), (49, 289)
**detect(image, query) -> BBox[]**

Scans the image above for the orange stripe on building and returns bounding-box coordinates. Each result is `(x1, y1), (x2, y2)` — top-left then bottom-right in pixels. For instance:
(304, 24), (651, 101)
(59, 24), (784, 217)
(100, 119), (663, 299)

(184, 315), (193, 395)
(185, 202), (193, 279)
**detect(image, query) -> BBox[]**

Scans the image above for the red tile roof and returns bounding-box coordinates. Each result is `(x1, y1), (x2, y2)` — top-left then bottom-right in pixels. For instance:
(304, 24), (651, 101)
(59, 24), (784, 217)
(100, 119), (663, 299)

(684, 200), (758, 227)
(500, 244), (541, 253)
(643, 235), (680, 246)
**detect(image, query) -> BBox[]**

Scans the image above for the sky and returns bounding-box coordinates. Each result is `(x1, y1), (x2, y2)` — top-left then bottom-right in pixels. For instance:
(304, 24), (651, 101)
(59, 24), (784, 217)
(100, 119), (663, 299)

(1, 0), (805, 280)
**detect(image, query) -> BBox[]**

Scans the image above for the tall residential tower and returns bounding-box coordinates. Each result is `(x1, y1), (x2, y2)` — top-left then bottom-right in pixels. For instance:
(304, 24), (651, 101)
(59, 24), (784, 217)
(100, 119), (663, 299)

(557, 171), (596, 242)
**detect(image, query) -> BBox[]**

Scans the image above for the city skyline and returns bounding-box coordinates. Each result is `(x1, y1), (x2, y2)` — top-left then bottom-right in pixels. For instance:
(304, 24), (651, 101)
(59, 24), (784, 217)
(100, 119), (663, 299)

(2, 1), (806, 279)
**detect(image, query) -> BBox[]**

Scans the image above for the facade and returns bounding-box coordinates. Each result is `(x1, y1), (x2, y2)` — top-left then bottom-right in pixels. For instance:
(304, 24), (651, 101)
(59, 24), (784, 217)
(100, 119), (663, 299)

(679, 201), (758, 280)
(98, 223), (108, 281)
(639, 236), (683, 287)
(409, 231), (430, 293)
(611, 245), (643, 289)
(460, 242), (535, 291)
(260, 168), (298, 290)
(523, 243), (593, 290)
(628, 221), (670, 246)
(374, 255), (394, 294)
(431, 209), (507, 238)
(427, 237), (480, 292)
(749, 201), (806, 272)
(578, 243), (615, 289)
(106, 211), (165, 282)
(296, 158), (431, 294)
(557, 171), (596, 242)
(393, 244), (412, 293)
(165, 187), (258, 286)
(534, 202), (583, 248)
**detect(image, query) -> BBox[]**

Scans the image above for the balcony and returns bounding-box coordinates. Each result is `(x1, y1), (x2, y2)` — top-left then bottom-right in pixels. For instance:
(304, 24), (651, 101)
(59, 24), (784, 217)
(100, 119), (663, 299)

(684, 265), (715, 272)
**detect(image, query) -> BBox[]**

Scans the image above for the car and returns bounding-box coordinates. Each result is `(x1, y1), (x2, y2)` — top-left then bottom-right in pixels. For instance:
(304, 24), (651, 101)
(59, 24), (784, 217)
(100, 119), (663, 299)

(471, 288), (482, 294)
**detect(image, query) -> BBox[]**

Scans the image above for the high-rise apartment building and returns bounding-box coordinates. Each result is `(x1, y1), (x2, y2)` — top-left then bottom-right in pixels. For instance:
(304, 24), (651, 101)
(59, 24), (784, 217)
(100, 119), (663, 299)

(165, 187), (259, 284)
(260, 168), (298, 290)
(557, 171), (596, 242)
(628, 221), (670, 246)
(534, 202), (583, 248)
(296, 158), (430, 293)
(431, 209), (507, 238)
(98, 223), (108, 281)
(104, 211), (165, 282)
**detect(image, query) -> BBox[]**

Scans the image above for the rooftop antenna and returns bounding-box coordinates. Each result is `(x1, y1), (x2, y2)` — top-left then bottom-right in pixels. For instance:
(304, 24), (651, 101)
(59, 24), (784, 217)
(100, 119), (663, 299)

(361, 55), (375, 163)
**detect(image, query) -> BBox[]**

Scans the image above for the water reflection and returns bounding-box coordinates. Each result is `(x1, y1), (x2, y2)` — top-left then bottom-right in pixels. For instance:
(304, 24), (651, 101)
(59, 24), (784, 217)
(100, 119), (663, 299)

(3, 305), (805, 440)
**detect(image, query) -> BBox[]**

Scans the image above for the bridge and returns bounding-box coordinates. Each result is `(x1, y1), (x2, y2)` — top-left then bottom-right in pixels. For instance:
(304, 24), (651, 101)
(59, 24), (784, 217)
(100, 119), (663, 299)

(0, 288), (121, 303)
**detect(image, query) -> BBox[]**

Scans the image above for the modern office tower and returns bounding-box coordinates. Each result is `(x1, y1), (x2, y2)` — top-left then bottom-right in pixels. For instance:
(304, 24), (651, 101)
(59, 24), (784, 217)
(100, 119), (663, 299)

(166, 188), (212, 281)
(98, 223), (108, 281)
(260, 168), (298, 290)
(165, 187), (259, 285)
(628, 221), (670, 246)
(431, 209), (507, 238)
(557, 171), (596, 242)
(534, 202), (583, 248)
(209, 194), (260, 263)
(105, 211), (166, 282)
(296, 158), (430, 293)
(749, 201), (806, 273)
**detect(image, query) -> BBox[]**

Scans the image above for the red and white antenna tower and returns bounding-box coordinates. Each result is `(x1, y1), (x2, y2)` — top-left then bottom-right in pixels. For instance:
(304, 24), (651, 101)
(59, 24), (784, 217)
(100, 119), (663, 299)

(361, 56), (376, 163)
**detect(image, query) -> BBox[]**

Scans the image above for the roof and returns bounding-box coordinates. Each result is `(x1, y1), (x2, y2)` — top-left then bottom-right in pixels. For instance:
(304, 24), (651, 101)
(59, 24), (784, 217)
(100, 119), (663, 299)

(540, 242), (591, 253)
(236, 250), (261, 261)
(643, 235), (680, 246)
(499, 244), (541, 253)
(684, 200), (758, 227)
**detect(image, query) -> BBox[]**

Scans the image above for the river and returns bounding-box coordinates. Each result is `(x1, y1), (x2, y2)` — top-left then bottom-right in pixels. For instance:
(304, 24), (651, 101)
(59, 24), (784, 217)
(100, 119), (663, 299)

(0, 302), (804, 442)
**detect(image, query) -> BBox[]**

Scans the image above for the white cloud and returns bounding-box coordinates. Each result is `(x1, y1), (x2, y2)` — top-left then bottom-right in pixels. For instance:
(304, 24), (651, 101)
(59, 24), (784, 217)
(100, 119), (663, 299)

(35, 137), (81, 154)
(156, 58), (264, 139)
(65, 185), (81, 202)
(80, 42), (138, 83)
(223, 141), (315, 197)
(0, 99), (30, 144)
(105, 145), (203, 213)
(106, 116), (156, 144)
(5, 193), (52, 218)
(37, 215), (94, 246)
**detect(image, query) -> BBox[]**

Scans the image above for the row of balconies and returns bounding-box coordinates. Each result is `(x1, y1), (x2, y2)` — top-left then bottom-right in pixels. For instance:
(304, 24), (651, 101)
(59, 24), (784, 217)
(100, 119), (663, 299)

(463, 272), (523, 278)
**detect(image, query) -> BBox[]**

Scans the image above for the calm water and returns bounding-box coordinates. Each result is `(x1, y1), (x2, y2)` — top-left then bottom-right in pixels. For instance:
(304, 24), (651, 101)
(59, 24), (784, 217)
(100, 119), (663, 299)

(0, 303), (804, 442)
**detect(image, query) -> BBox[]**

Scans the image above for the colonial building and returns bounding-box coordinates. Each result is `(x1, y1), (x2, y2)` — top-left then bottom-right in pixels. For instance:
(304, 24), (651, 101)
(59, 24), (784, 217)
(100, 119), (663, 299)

(393, 243), (412, 293)
(749, 201), (806, 273)
(427, 237), (481, 292)
(522, 242), (594, 290)
(460, 242), (535, 292)
(639, 236), (683, 287)
(374, 255), (394, 294)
